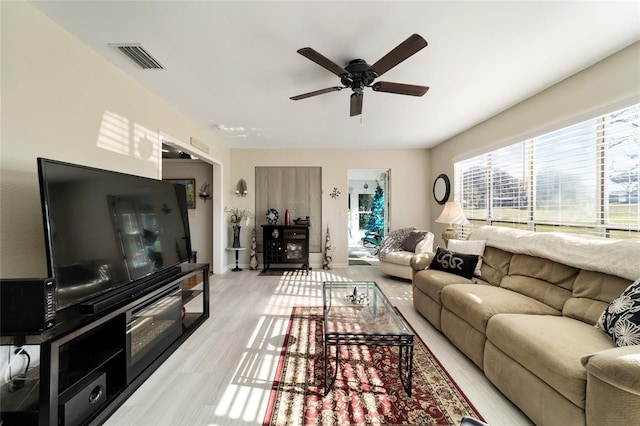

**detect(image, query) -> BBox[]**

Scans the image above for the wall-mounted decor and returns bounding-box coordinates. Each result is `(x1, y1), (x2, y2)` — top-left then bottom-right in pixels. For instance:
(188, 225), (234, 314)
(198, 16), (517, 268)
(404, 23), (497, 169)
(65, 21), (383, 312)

(433, 174), (451, 205)
(189, 136), (210, 154)
(165, 178), (196, 209)
(236, 178), (248, 197)
(330, 187), (341, 199)
(198, 182), (211, 202)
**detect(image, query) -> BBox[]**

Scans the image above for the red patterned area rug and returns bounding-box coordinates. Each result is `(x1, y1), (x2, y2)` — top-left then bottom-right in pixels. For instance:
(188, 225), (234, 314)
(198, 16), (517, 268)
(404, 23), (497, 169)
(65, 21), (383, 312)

(263, 307), (484, 426)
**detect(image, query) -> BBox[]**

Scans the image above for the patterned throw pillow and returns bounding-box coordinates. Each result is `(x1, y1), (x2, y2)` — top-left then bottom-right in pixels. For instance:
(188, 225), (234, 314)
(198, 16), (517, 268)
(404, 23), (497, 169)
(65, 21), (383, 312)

(447, 239), (486, 276)
(428, 247), (479, 280)
(596, 278), (640, 347)
(378, 227), (415, 260)
(400, 231), (428, 252)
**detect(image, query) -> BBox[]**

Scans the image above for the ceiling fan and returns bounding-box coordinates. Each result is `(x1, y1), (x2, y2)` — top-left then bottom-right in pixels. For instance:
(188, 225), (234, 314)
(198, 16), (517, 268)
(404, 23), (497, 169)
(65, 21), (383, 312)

(290, 34), (429, 117)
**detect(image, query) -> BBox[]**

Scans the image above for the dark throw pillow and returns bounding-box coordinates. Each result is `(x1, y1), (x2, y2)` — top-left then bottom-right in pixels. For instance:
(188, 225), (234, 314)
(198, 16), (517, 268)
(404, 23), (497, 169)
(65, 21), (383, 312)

(428, 247), (479, 279)
(400, 231), (427, 252)
(596, 278), (640, 347)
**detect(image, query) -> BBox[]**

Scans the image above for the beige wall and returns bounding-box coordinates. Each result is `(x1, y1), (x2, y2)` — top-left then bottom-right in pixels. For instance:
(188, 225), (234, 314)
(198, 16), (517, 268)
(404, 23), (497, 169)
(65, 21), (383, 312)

(2, 0), (638, 275)
(163, 160), (214, 267)
(429, 42), (640, 247)
(230, 149), (431, 268)
(0, 1), (230, 277)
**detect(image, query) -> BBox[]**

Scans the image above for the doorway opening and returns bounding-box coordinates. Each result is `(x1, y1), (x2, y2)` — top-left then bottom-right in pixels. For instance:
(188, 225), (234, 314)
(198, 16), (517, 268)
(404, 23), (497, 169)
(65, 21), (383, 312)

(347, 169), (390, 266)
(159, 133), (224, 274)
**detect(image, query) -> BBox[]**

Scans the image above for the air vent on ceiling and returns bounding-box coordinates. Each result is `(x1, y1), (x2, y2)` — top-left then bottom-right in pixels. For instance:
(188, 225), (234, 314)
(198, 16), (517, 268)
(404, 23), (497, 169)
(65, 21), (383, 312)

(110, 43), (164, 69)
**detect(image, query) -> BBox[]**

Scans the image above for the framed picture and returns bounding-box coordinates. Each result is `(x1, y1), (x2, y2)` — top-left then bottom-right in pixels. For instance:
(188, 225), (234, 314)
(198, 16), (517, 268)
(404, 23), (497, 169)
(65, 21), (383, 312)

(165, 178), (196, 209)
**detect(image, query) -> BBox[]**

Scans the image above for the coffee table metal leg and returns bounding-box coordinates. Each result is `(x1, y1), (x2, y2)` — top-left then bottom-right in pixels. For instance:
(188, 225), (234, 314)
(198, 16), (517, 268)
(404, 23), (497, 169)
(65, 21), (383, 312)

(323, 339), (328, 394)
(398, 342), (414, 397)
(324, 341), (339, 396)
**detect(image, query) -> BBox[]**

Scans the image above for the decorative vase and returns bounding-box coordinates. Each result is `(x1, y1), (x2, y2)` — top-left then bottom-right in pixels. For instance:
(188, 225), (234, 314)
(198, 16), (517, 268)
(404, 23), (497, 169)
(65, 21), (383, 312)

(233, 225), (241, 248)
(285, 209), (290, 225)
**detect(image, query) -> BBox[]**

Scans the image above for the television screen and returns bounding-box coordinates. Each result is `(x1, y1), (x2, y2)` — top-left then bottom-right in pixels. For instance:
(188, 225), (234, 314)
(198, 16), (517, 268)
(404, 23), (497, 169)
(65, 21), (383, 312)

(37, 158), (192, 310)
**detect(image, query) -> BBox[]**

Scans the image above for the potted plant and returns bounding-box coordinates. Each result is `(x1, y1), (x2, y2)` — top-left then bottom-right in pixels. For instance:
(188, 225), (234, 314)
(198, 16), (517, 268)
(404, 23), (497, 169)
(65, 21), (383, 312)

(225, 206), (253, 248)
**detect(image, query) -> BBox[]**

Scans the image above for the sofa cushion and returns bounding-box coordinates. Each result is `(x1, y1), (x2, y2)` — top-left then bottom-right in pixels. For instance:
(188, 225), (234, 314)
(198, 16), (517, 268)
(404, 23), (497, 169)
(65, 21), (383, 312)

(401, 230), (428, 252)
(379, 259), (413, 280)
(501, 253), (578, 311)
(413, 269), (474, 304)
(429, 247), (479, 279)
(383, 250), (414, 266)
(478, 246), (512, 286)
(596, 278), (640, 347)
(447, 239), (486, 276)
(486, 314), (615, 408)
(441, 284), (560, 334)
(564, 270), (634, 325)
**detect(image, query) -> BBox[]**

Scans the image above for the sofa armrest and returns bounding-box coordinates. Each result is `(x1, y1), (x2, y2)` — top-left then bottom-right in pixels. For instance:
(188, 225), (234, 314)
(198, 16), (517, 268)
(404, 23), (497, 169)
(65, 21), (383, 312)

(581, 346), (640, 424)
(414, 231), (434, 254)
(581, 346), (640, 396)
(410, 253), (434, 271)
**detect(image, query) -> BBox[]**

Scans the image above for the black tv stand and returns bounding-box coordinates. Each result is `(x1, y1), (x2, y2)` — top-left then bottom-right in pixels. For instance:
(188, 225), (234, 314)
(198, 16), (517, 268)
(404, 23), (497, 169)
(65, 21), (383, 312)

(0, 263), (210, 426)
(78, 266), (181, 314)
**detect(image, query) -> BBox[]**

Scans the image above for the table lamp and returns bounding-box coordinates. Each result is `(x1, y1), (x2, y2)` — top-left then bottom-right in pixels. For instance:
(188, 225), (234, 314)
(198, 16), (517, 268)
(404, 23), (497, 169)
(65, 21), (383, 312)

(435, 201), (469, 247)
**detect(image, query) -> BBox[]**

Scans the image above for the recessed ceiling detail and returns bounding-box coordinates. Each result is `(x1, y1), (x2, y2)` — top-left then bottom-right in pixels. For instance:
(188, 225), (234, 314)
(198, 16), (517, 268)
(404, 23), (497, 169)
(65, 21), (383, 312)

(110, 43), (164, 69)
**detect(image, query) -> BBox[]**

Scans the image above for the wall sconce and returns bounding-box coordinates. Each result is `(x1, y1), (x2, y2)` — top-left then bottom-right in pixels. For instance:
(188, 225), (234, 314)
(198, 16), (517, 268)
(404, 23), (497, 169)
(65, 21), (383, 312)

(435, 201), (469, 247)
(235, 178), (248, 197)
(198, 182), (211, 202)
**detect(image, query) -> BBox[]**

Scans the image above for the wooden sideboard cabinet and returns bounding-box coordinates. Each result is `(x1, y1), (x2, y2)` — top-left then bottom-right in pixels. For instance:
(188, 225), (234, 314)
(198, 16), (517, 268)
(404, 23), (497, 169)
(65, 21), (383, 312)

(261, 225), (310, 271)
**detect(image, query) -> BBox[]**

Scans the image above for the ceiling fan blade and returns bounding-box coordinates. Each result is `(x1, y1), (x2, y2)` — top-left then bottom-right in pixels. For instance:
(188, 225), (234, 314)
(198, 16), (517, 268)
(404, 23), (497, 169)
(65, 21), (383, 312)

(369, 34), (428, 77)
(350, 93), (363, 117)
(297, 47), (349, 76)
(290, 86), (343, 101)
(372, 81), (429, 97)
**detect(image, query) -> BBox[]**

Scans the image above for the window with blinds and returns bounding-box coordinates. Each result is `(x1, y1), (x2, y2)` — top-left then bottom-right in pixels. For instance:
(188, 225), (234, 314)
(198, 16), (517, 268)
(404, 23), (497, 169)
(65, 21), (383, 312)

(454, 103), (640, 239)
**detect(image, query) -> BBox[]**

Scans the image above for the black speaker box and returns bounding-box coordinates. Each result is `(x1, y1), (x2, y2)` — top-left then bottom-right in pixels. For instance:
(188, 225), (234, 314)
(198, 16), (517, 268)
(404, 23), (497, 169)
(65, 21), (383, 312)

(0, 278), (56, 334)
(58, 371), (107, 426)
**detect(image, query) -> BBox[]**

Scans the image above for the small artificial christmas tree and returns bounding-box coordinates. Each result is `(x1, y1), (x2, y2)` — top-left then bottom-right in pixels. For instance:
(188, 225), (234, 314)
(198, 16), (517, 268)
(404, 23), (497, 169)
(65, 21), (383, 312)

(366, 183), (385, 237)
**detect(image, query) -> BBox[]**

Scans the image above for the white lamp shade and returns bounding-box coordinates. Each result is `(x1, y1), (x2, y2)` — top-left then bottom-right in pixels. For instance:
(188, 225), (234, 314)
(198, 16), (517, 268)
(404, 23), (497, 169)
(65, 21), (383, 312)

(435, 201), (469, 225)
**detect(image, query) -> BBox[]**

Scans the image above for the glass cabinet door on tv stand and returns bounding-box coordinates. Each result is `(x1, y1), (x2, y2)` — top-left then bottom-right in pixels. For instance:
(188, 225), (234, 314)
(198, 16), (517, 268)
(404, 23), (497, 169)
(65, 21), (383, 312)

(261, 225), (309, 271)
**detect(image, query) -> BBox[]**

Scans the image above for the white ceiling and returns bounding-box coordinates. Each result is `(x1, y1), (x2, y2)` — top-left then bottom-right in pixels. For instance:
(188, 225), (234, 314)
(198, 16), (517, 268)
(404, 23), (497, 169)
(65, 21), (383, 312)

(30, 1), (640, 150)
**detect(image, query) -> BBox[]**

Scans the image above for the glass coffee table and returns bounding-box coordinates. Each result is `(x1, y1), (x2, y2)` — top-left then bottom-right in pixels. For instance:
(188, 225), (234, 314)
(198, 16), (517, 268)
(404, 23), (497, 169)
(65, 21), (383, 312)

(322, 281), (414, 396)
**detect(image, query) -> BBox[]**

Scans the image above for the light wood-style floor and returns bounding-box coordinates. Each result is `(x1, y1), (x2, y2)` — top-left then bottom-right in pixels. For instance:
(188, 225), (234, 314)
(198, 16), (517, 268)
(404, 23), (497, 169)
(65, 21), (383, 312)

(105, 266), (533, 426)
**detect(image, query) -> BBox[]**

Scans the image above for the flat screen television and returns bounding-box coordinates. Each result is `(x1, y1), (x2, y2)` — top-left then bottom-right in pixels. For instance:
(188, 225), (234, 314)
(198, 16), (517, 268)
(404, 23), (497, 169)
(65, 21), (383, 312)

(37, 158), (192, 311)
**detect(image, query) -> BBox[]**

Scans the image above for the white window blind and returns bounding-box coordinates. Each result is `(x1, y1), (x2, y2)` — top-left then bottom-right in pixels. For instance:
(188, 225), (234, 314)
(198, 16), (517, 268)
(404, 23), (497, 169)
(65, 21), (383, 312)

(534, 119), (599, 228)
(458, 154), (488, 218)
(454, 103), (640, 239)
(605, 105), (640, 236)
(491, 142), (529, 222)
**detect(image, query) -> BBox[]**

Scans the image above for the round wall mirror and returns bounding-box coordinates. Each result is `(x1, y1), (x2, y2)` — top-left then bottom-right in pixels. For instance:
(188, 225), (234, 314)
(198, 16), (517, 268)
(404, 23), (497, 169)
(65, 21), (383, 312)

(433, 174), (450, 205)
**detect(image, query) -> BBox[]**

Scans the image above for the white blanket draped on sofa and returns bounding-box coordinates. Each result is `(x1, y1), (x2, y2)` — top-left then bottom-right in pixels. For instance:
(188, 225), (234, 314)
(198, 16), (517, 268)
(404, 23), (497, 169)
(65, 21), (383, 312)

(469, 226), (640, 281)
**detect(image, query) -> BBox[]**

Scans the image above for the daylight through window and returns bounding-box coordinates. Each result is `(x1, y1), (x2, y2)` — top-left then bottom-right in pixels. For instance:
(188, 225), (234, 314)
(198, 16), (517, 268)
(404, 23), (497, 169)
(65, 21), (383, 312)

(454, 103), (640, 239)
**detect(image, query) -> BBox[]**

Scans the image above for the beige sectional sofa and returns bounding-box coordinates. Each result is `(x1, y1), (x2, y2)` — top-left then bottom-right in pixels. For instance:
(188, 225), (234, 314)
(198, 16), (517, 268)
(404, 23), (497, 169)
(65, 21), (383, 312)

(410, 226), (640, 426)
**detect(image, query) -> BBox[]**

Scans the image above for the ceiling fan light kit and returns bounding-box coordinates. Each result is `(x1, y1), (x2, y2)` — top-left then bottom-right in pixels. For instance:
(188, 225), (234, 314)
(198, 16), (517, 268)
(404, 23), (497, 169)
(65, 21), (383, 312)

(290, 34), (430, 117)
